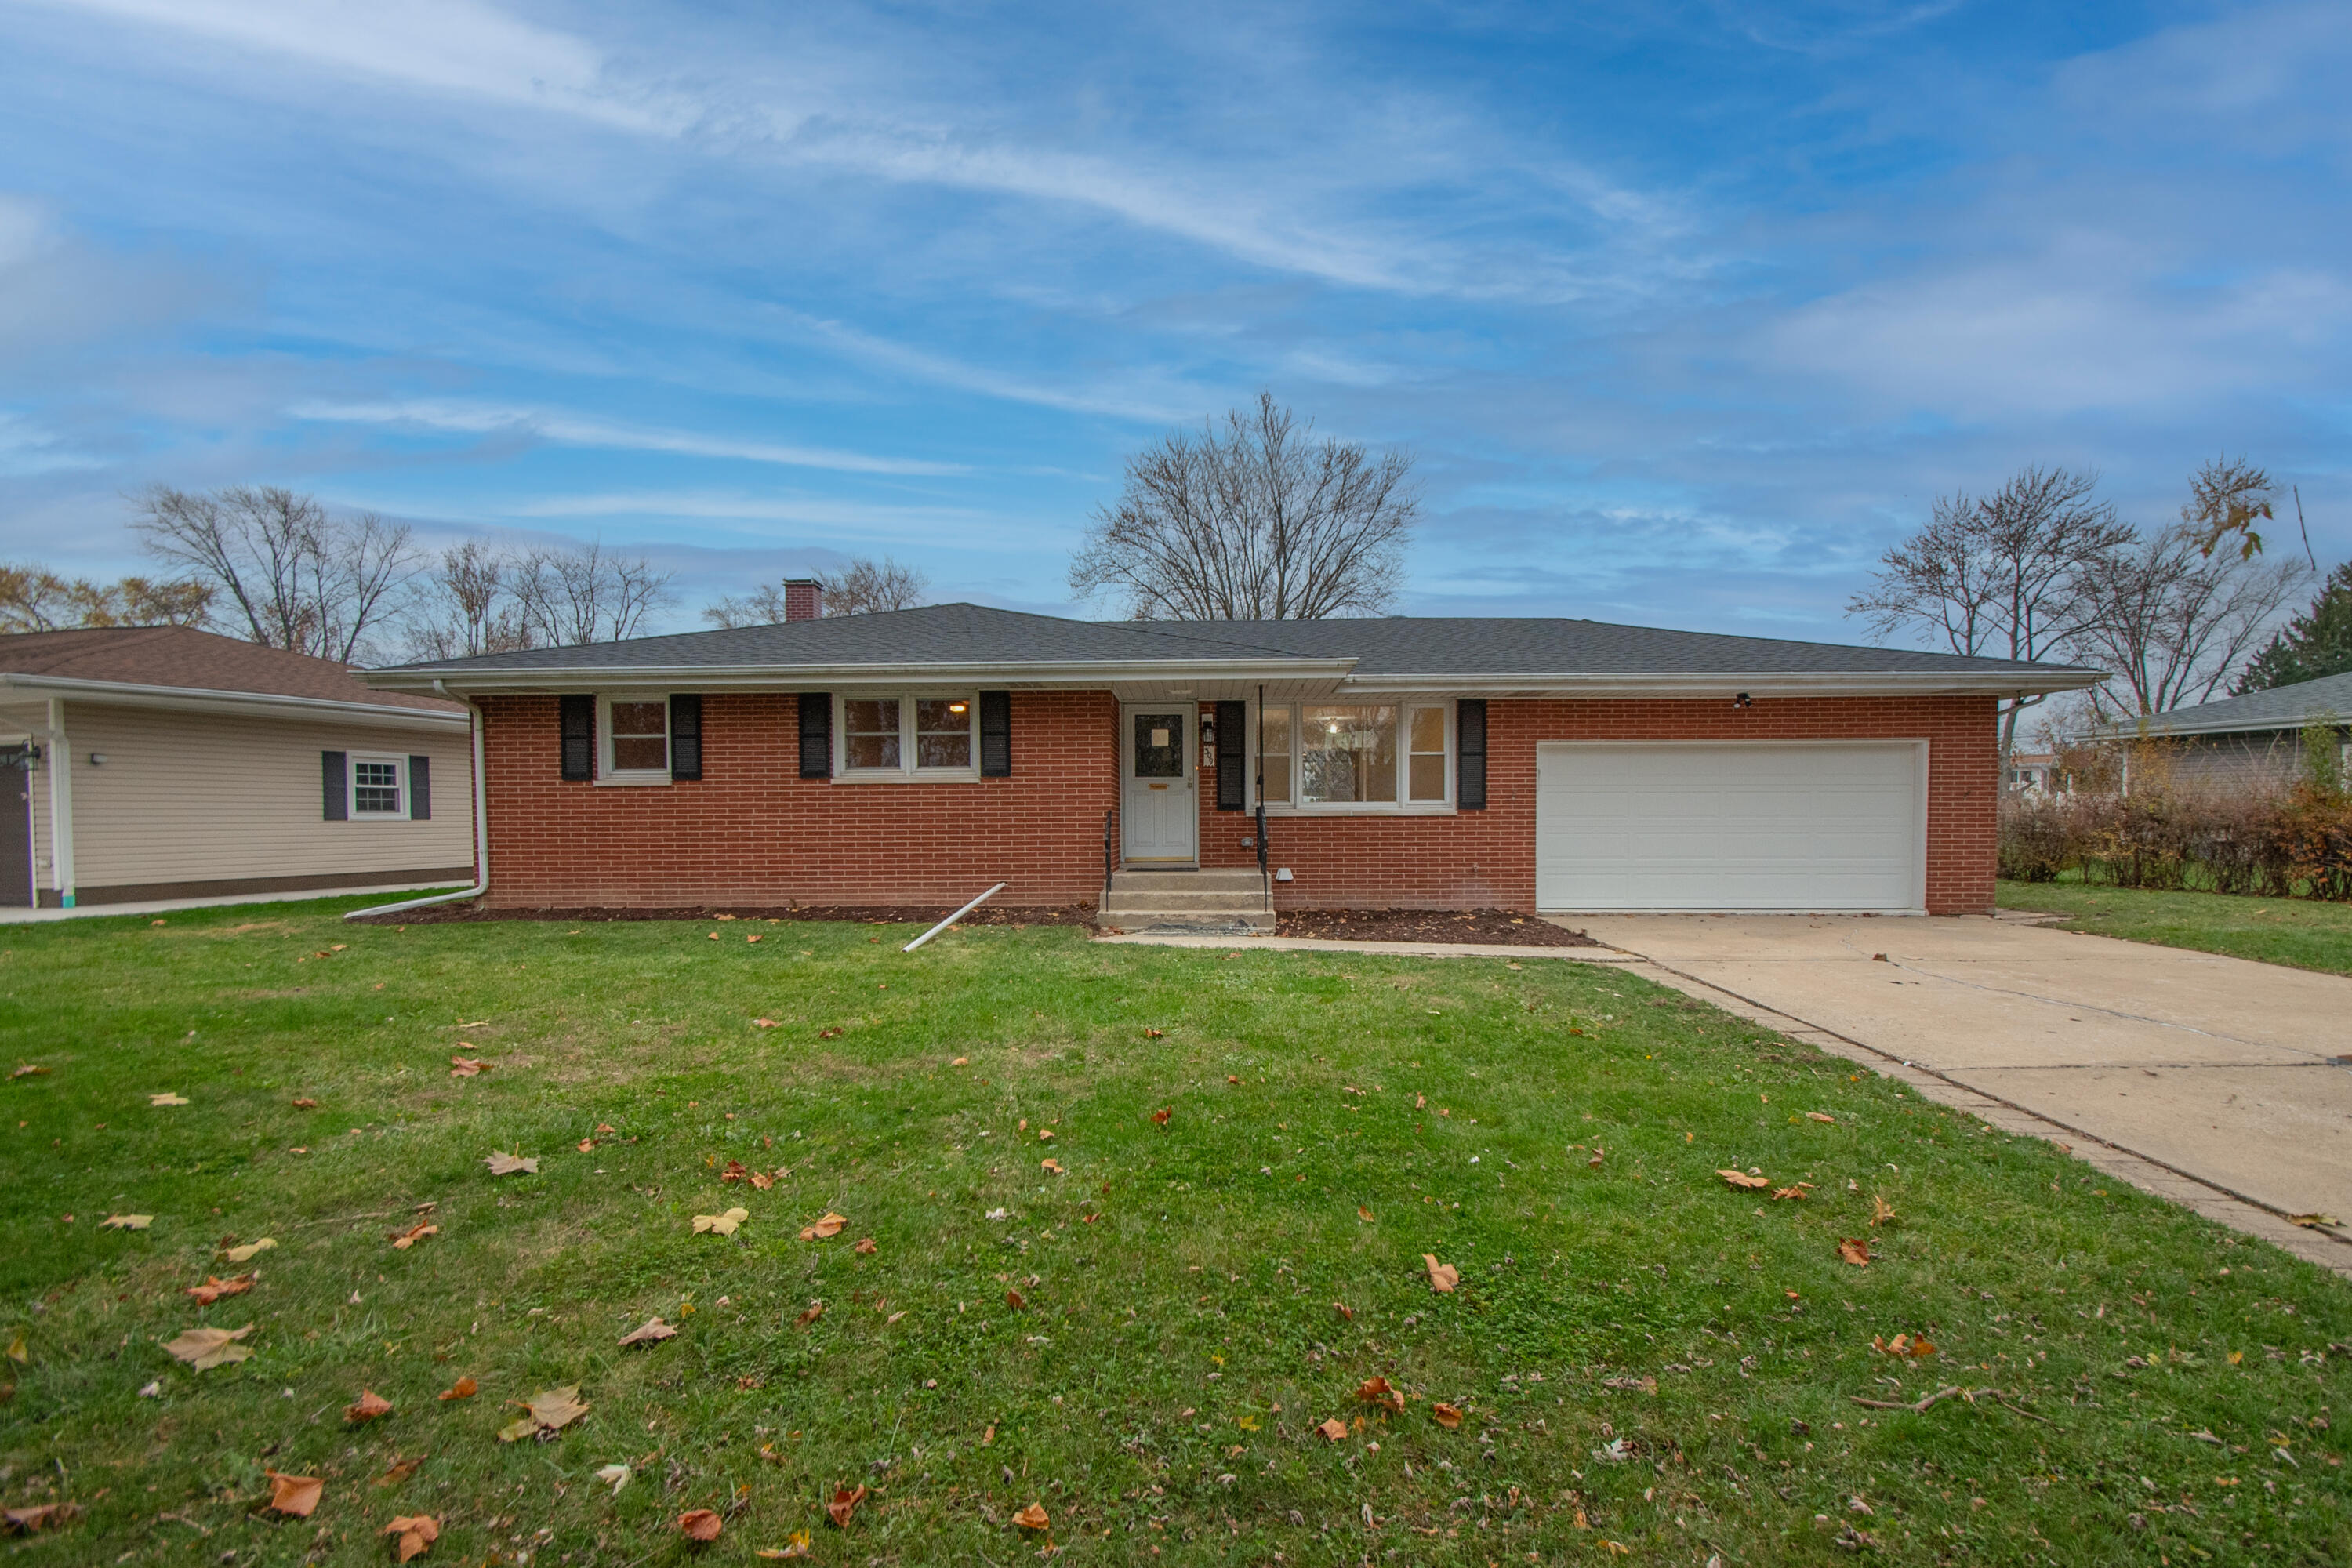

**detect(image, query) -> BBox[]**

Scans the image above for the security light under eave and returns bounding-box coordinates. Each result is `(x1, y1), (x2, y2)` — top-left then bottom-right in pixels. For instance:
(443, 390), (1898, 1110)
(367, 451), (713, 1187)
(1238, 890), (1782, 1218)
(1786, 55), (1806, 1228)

(947, 702), (968, 714)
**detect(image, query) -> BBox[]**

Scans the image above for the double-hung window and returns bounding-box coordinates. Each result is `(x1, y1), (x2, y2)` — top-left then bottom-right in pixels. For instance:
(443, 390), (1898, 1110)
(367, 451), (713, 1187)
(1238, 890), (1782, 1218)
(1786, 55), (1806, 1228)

(601, 695), (670, 783)
(350, 754), (406, 818)
(1253, 700), (1450, 811)
(835, 694), (978, 780)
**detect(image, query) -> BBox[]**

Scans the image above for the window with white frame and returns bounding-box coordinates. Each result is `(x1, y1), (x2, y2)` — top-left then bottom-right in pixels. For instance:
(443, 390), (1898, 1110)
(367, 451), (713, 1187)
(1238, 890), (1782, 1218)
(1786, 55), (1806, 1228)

(1254, 701), (1450, 811)
(602, 695), (670, 779)
(350, 753), (406, 818)
(836, 694), (978, 779)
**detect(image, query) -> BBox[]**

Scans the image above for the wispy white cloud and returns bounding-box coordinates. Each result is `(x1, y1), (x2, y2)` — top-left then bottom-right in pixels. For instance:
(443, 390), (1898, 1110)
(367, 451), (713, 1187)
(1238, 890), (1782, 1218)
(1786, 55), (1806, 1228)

(287, 398), (969, 476)
(490, 488), (1059, 551)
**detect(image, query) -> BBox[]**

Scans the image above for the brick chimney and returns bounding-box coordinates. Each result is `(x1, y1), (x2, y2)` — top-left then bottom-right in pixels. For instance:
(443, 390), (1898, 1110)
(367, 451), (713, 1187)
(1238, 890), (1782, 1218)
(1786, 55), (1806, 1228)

(783, 579), (823, 621)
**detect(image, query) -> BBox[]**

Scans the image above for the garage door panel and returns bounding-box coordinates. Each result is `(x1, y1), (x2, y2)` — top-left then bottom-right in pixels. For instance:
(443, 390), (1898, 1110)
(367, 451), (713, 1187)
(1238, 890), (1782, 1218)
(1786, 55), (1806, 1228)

(1537, 742), (1922, 911)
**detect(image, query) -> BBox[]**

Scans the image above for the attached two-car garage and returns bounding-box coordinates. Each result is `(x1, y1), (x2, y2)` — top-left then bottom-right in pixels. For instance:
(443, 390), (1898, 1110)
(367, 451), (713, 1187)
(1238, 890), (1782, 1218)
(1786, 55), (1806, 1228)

(1534, 741), (1927, 912)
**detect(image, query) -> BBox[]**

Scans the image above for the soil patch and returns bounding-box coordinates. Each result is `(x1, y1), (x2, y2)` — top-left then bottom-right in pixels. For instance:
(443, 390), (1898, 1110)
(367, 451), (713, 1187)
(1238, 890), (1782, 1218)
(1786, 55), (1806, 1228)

(357, 901), (1097, 928)
(1274, 908), (1596, 947)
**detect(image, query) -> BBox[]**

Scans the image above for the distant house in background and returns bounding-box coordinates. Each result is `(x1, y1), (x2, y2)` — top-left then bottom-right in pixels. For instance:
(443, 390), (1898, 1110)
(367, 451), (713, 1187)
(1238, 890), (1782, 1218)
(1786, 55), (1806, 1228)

(2102, 670), (2352, 793)
(0, 627), (474, 909)
(2004, 751), (2070, 795)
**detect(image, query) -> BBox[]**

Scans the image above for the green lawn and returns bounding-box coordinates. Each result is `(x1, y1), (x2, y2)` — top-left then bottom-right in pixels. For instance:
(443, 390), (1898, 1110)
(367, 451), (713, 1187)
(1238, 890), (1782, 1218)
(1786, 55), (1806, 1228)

(4, 898), (2349, 1566)
(1997, 880), (2352, 978)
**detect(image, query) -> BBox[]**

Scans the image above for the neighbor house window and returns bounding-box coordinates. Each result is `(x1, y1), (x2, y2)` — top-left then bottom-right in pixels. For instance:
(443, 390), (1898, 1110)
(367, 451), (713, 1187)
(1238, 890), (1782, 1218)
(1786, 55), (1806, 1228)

(1250, 700), (1453, 811)
(602, 696), (670, 779)
(350, 754), (405, 818)
(836, 694), (978, 779)
(1301, 705), (1398, 804)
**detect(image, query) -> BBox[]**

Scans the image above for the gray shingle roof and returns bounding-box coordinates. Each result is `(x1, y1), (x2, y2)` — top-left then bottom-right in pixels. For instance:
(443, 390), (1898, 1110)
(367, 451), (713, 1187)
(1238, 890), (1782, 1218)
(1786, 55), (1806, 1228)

(2105, 670), (2352, 736)
(369, 603), (2087, 684)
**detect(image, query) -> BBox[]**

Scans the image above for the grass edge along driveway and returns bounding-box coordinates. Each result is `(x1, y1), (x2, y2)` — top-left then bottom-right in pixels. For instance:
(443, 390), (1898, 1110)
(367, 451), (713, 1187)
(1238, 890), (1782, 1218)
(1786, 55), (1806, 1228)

(1998, 878), (2352, 978)
(3, 895), (2349, 1564)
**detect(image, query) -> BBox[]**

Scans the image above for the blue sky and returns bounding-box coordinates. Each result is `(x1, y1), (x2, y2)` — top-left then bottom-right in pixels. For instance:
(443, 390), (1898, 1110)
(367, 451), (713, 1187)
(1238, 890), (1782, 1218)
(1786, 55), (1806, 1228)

(2, 0), (2347, 644)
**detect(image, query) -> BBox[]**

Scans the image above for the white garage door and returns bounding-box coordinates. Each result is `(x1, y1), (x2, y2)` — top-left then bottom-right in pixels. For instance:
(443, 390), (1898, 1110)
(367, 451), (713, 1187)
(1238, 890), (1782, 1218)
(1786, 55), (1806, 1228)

(1536, 742), (1924, 912)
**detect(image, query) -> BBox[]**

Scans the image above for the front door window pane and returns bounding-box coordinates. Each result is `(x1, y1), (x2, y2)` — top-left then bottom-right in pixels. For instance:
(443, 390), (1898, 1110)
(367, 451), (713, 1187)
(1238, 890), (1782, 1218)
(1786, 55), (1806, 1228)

(916, 699), (972, 768)
(1407, 706), (1446, 801)
(1133, 713), (1184, 779)
(611, 700), (668, 771)
(844, 699), (901, 770)
(1257, 707), (1291, 803)
(1301, 705), (1397, 804)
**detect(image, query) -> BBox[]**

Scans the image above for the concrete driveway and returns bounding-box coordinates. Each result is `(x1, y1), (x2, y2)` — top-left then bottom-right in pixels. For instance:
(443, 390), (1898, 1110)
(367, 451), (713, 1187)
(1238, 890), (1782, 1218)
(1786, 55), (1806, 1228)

(1570, 913), (2352, 1275)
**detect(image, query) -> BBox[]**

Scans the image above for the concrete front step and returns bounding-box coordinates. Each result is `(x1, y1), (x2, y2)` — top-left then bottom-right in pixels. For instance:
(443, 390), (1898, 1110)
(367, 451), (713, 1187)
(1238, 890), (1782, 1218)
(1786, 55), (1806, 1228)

(1098, 908), (1275, 933)
(1098, 866), (1272, 931)
(1110, 868), (1268, 892)
(1102, 889), (1273, 912)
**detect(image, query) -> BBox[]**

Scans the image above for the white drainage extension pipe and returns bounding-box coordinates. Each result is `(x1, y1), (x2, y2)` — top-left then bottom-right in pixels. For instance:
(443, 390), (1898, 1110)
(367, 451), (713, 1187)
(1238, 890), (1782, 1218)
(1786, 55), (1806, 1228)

(903, 882), (1007, 953)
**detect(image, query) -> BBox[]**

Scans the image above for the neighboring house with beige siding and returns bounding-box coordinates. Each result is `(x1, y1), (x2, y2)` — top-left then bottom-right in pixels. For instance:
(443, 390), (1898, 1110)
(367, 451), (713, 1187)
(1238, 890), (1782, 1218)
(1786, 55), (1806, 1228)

(2099, 669), (2352, 794)
(0, 626), (474, 909)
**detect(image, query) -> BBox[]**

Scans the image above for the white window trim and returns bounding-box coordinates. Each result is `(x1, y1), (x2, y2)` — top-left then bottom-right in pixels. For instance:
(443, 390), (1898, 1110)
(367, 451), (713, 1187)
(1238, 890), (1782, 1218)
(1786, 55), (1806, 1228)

(348, 751), (408, 819)
(597, 691), (671, 786)
(1248, 698), (1456, 815)
(832, 691), (981, 782)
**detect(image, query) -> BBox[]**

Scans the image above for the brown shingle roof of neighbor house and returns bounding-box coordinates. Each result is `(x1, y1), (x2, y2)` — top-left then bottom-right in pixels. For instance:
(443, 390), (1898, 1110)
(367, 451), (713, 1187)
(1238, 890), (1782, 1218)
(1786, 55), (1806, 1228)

(0, 626), (464, 714)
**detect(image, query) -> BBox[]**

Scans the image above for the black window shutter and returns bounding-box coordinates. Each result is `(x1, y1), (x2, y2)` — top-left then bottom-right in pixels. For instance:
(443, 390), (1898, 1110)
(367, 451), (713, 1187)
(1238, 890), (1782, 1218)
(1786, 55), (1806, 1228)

(979, 691), (1011, 777)
(670, 695), (703, 781)
(1214, 699), (1247, 810)
(1457, 699), (1487, 811)
(797, 693), (832, 779)
(559, 694), (595, 782)
(408, 755), (431, 820)
(321, 750), (348, 821)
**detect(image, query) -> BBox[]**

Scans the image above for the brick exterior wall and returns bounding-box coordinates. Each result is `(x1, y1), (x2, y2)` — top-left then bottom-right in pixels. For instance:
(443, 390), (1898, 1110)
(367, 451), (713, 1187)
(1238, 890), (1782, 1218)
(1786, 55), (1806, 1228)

(475, 691), (1117, 909)
(477, 690), (1998, 914)
(1192, 694), (1998, 915)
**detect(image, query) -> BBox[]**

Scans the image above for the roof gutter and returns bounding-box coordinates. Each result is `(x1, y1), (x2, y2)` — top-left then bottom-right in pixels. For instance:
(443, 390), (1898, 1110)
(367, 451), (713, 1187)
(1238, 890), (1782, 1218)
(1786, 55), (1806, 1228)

(345, 685), (487, 922)
(0, 673), (469, 728)
(1338, 669), (2106, 699)
(358, 656), (1362, 695)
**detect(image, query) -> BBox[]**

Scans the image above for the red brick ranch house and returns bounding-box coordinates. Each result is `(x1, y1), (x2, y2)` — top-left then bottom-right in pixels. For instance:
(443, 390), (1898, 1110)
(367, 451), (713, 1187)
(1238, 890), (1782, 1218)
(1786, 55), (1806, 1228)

(356, 601), (2096, 925)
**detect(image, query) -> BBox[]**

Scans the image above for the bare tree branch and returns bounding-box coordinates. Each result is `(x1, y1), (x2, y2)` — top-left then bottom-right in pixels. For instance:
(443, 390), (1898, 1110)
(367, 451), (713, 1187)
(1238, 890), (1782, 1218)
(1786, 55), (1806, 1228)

(131, 485), (419, 659)
(1069, 393), (1415, 619)
(0, 563), (212, 632)
(2067, 522), (2307, 717)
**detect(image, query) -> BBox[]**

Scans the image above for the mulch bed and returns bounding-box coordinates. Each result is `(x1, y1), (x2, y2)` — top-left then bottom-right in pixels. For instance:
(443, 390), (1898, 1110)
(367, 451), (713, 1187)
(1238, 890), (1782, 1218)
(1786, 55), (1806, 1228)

(1274, 908), (1598, 947)
(356, 901), (1098, 927)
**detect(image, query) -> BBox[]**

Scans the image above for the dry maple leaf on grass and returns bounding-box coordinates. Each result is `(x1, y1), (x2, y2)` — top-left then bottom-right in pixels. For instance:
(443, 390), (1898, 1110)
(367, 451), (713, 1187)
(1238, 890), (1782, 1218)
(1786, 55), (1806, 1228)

(692, 1208), (750, 1236)
(384, 1515), (439, 1562)
(183, 1272), (254, 1305)
(372, 1455), (424, 1487)
(1423, 1255), (1459, 1293)
(100, 1213), (152, 1230)
(437, 1377), (477, 1401)
(755, 1532), (814, 1559)
(619, 1318), (679, 1348)
(1357, 1206), (1374, 1223)
(854, 1236), (877, 1254)
(1431, 1403), (1465, 1430)
(149, 1092), (189, 1106)
(797, 1212), (846, 1240)
(1012, 1502), (1051, 1530)
(1316, 1417), (1348, 1442)
(1149, 1107), (1171, 1125)
(750, 1171), (774, 1190)
(796, 1302), (824, 1328)
(1871, 1194), (1897, 1227)
(720, 1160), (751, 1184)
(344, 1388), (393, 1423)
(448, 1058), (491, 1077)
(497, 1385), (589, 1443)
(826, 1484), (868, 1528)
(1806, 1111), (1837, 1123)
(163, 1324), (254, 1370)
(483, 1151), (538, 1176)
(1717, 1169), (1772, 1191)
(1005, 1289), (1027, 1311)
(1357, 1376), (1404, 1414)
(2, 1503), (80, 1534)
(221, 1237), (276, 1263)
(264, 1472), (323, 1517)
(388, 1221), (437, 1250)
(1040, 1158), (1062, 1175)
(1838, 1238), (1872, 1267)
(290, 1097), (317, 1109)
(678, 1509), (723, 1543)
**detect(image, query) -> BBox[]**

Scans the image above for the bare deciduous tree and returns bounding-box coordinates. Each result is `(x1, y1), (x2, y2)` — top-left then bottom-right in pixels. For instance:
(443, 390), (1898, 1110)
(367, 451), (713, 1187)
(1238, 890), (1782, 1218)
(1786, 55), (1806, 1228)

(0, 563), (213, 632)
(2066, 521), (2307, 718)
(132, 485), (418, 662)
(702, 557), (929, 626)
(1069, 393), (1415, 620)
(401, 541), (535, 660)
(513, 541), (673, 647)
(1849, 466), (2134, 769)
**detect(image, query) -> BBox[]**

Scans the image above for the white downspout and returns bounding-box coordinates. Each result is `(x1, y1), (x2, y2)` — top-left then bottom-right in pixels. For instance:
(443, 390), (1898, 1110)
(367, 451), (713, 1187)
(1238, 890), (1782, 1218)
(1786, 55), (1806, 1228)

(344, 685), (488, 921)
(44, 697), (74, 909)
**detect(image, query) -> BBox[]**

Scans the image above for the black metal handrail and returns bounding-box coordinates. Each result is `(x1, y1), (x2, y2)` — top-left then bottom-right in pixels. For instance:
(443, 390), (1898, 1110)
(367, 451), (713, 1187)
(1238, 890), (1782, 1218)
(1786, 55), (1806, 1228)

(1254, 801), (1269, 878)
(1102, 808), (1115, 901)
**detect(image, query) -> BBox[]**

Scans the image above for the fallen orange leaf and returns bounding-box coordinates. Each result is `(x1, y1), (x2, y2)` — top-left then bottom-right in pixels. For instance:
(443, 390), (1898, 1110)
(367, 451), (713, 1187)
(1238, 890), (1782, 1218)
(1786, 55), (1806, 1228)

(1838, 1237), (1871, 1267)
(384, 1515), (439, 1562)
(437, 1377), (477, 1401)
(797, 1301), (825, 1328)
(1423, 1254), (1459, 1293)
(372, 1455), (424, 1487)
(1150, 1107), (1171, 1125)
(1717, 1169), (1772, 1191)
(264, 1472), (323, 1517)
(1316, 1417), (1348, 1442)
(1357, 1376), (1404, 1414)
(448, 1058), (490, 1077)
(1871, 1194), (1897, 1227)
(678, 1508), (723, 1542)
(854, 1236), (877, 1254)
(826, 1484), (868, 1529)
(1357, 1206), (1374, 1223)
(389, 1221), (438, 1250)
(619, 1317), (679, 1348)
(1006, 1289), (1026, 1311)
(1012, 1502), (1051, 1530)
(183, 1273), (254, 1305)
(1432, 1403), (1464, 1429)
(798, 1212), (847, 1241)
(344, 1388), (393, 1423)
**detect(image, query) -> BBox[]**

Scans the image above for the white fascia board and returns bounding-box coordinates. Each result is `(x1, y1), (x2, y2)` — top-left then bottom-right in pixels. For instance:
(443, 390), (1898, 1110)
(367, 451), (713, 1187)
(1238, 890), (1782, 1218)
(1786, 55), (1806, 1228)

(361, 657), (1362, 694)
(0, 674), (470, 731)
(1338, 669), (2107, 699)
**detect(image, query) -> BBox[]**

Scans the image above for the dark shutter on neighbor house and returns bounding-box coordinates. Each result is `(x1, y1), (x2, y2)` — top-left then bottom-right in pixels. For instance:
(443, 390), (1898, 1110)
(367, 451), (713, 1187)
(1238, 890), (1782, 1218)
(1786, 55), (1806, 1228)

(797, 693), (832, 779)
(1214, 700), (1247, 811)
(979, 691), (1011, 777)
(321, 750), (348, 820)
(559, 695), (595, 782)
(1457, 699), (1487, 811)
(408, 755), (431, 820)
(670, 695), (702, 781)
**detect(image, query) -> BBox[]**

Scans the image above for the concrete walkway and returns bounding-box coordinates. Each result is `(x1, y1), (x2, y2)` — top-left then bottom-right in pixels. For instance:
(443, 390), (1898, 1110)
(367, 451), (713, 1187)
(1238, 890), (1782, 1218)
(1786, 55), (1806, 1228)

(0, 881), (464, 924)
(1572, 912), (2352, 1276)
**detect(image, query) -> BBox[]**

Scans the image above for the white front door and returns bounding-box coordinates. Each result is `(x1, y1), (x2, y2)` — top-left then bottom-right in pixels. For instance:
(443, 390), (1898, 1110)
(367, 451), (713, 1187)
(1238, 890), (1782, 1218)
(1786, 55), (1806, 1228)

(1535, 741), (1926, 911)
(1121, 706), (1196, 863)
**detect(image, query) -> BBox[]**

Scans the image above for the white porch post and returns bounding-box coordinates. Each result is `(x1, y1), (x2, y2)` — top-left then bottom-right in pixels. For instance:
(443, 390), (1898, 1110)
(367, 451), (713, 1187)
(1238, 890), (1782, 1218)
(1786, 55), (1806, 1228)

(45, 696), (74, 909)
